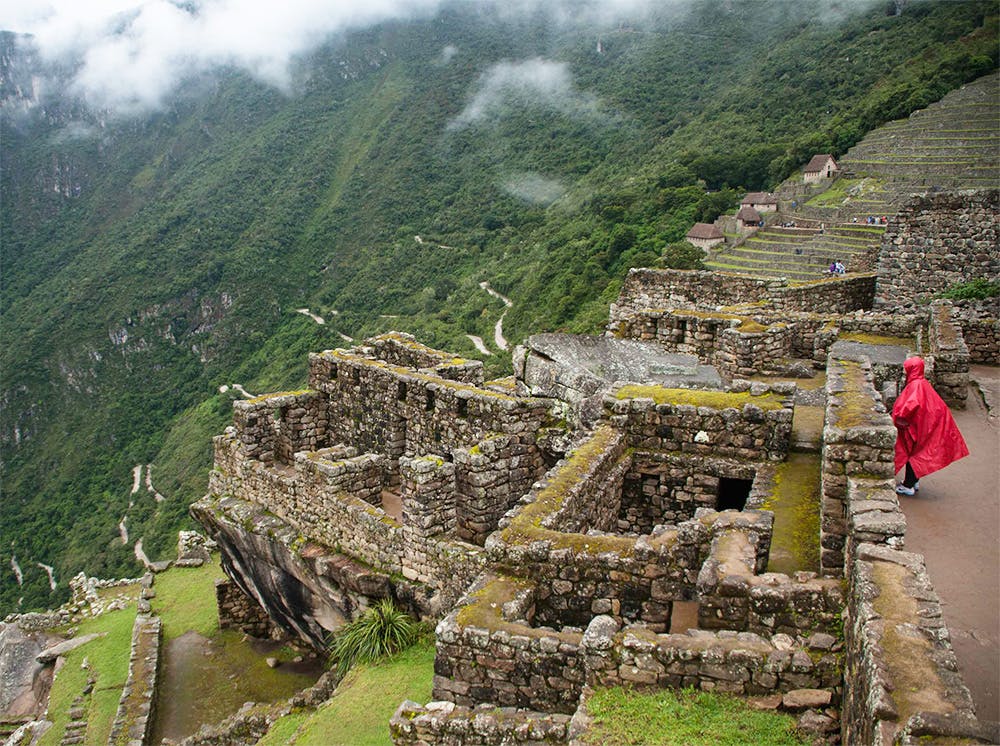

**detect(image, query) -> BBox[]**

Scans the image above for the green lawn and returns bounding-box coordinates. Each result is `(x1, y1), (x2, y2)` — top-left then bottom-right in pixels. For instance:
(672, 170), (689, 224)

(38, 603), (138, 746)
(257, 639), (436, 746)
(582, 687), (809, 746)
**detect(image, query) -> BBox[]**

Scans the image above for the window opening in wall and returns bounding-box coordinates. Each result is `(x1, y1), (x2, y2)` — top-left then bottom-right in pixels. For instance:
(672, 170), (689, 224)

(716, 477), (753, 511)
(398, 382), (407, 401)
(352, 368), (360, 383)
(426, 390), (435, 411)
(456, 398), (468, 418)
(330, 364), (338, 379)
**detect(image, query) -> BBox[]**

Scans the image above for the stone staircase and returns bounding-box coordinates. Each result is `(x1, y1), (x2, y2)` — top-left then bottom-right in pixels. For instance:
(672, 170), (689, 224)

(705, 72), (998, 282)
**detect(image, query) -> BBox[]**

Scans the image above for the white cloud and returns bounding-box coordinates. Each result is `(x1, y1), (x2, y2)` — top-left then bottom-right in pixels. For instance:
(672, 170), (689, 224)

(0, 0), (447, 113)
(501, 171), (566, 206)
(7, 0), (858, 116)
(448, 58), (598, 129)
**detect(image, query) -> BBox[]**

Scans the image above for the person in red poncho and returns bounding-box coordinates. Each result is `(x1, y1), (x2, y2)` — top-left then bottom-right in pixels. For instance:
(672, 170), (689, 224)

(892, 356), (969, 495)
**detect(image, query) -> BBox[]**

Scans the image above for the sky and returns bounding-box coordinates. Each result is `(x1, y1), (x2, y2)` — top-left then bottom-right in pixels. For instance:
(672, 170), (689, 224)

(0, 0), (664, 114)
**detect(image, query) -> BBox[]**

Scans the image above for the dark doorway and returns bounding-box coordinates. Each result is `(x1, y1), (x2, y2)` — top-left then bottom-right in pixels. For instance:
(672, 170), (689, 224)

(717, 477), (753, 511)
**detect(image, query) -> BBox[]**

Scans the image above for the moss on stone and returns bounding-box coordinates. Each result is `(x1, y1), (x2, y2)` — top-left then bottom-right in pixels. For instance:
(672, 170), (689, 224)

(500, 425), (635, 557)
(871, 562), (953, 727)
(761, 453), (821, 574)
(246, 389), (314, 405)
(614, 385), (785, 411)
(330, 350), (518, 401)
(838, 332), (914, 348)
(831, 360), (885, 429)
(454, 576), (580, 642)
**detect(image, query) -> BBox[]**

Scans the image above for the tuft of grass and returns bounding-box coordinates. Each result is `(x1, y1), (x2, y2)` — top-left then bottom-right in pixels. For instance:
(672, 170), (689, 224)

(327, 599), (420, 675)
(582, 687), (809, 746)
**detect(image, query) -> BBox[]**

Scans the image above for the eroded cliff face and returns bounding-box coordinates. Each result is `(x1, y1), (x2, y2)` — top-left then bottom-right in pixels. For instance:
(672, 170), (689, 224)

(192, 494), (414, 651)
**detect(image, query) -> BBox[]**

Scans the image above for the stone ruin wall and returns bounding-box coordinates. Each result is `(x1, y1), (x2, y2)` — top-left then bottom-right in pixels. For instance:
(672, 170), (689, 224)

(819, 356), (897, 577)
(951, 298), (999, 365)
(393, 342), (995, 746)
(928, 300), (970, 408)
(875, 189), (999, 310)
(609, 268), (876, 324)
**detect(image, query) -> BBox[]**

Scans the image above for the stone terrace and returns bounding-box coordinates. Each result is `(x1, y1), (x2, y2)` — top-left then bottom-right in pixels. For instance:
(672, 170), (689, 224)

(705, 71), (998, 282)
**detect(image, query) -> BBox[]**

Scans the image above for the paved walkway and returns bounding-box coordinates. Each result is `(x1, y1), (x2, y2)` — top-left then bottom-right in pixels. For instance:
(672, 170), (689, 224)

(899, 366), (1000, 723)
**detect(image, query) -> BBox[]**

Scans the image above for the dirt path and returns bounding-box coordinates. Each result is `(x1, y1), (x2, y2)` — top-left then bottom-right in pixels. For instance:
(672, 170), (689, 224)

(36, 563), (56, 591)
(219, 383), (255, 399)
(294, 308), (325, 325)
(479, 281), (512, 351)
(10, 555), (22, 586)
(466, 334), (492, 356)
(898, 367), (1000, 722)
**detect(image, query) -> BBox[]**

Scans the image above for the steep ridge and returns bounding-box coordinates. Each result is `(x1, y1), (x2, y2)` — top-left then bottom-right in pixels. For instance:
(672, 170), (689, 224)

(705, 72), (1000, 281)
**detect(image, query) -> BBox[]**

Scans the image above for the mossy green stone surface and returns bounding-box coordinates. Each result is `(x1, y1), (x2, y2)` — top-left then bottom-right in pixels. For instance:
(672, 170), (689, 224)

(615, 385), (784, 411)
(762, 453), (822, 575)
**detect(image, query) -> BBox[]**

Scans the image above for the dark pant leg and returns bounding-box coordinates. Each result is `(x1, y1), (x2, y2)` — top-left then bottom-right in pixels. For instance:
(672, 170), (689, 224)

(903, 462), (919, 488)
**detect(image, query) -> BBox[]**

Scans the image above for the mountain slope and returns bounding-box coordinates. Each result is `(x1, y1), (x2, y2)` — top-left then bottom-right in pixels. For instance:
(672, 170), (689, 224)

(1, 0), (996, 613)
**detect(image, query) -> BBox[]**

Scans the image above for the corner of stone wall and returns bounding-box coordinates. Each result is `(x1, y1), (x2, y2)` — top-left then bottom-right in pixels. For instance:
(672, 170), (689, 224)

(929, 299), (970, 409)
(843, 542), (989, 746)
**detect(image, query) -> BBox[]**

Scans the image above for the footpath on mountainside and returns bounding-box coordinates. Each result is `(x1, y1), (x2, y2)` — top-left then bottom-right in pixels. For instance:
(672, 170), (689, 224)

(898, 366), (1000, 723)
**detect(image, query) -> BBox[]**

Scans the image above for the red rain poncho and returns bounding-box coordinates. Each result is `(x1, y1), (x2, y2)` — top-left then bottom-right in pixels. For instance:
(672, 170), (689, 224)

(892, 357), (969, 476)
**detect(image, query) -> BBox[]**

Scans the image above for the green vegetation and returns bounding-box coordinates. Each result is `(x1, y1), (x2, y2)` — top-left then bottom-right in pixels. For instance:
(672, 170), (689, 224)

(39, 605), (138, 746)
(1, 1), (996, 613)
(935, 277), (1000, 300)
(258, 640), (435, 746)
(582, 687), (808, 746)
(327, 599), (421, 675)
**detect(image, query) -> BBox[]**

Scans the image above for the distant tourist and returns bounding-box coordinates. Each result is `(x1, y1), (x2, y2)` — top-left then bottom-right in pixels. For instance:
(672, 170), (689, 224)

(892, 357), (969, 496)
(828, 261), (845, 275)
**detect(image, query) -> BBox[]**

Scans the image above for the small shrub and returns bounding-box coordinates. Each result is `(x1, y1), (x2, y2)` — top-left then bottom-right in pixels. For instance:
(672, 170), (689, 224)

(935, 278), (1000, 301)
(327, 600), (419, 674)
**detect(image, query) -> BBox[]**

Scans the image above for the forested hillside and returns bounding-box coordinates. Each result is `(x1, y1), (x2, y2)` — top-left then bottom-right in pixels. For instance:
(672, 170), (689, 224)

(1, 0), (996, 613)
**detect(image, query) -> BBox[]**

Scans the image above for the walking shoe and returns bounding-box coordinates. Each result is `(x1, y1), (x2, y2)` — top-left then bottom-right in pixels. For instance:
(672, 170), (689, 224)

(895, 484), (915, 496)
(913, 480), (919, 492)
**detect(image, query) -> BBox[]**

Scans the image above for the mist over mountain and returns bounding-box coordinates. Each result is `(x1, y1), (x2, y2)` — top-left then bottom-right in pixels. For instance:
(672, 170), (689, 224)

(1, 0), (996, 614)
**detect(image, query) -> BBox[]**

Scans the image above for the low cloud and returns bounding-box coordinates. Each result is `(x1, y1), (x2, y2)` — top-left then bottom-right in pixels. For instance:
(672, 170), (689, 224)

(0, 0), (446, 114)
(500, 172), (567, 206)
(448, 58), (599, 129)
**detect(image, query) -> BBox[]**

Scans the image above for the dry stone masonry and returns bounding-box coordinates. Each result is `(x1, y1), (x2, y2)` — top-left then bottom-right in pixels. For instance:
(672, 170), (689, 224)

(193, 195), (999, 745)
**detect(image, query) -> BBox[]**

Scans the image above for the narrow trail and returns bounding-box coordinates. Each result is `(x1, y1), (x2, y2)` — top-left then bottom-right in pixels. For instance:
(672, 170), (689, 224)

(219, 383), (255, 399)
(119, 516), (130, 545)
(339, 333), (355, 343)
(466, 334), (492, 356)
(37, 563), (56, 591)
(478, 281), (512, 352)
(131, 464), (143, 494)
(294, 308), (326, 325)
(145, 463), (166, 503)
(10, 555), (23, 586)
(134, 539), (151, 568)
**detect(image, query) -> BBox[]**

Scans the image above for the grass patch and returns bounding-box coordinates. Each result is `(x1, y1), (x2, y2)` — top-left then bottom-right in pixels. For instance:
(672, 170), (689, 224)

(151, 557), (226, 640)
(838, 332), (914, 348)
(149, 559), (322, 744)
(258, 639), (436, 746)
(582, 687), (808, 745)
(39, 604), (138, 746)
